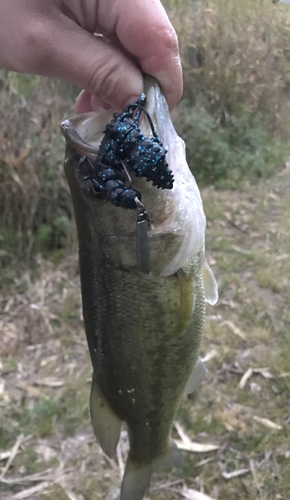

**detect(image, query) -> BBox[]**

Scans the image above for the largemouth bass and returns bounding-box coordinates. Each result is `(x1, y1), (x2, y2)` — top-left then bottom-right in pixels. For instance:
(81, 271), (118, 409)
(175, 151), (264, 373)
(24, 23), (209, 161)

(61, 79), (218, 500)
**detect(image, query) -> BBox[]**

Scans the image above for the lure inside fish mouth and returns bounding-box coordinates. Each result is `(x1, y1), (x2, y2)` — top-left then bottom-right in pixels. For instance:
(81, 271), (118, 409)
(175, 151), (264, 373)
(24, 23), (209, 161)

(62, 78), (207, 277)
(62, 92), (177, 275)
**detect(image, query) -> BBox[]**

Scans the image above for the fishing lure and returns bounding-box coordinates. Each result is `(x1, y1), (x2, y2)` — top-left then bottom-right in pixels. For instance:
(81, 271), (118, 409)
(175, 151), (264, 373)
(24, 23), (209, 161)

(97, 93), (174, 190)
(80, 156), (141, 210)
(76, 93), (173, 274)
(79, 156), (152, 274)
(80, 154), (152, 274)
(80, 93), (173, 209)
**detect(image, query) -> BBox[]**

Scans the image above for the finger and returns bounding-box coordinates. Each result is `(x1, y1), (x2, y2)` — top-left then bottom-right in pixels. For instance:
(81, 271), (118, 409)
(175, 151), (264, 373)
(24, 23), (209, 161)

(0, 2), (144, 110)
(41, 22), (144, 109)
(98, 0), (183, 109)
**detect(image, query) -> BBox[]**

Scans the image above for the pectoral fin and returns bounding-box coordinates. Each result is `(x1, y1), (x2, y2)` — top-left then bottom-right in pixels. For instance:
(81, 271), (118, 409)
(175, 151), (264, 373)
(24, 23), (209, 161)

(90, 376), (122, 458)
(184, 357), (208, 394)
(176, 272), (195, 336)
(203, 261), (218, 305)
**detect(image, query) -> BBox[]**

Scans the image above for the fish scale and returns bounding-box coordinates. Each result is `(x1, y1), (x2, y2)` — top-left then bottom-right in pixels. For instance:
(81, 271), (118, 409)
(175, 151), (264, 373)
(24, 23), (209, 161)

(61, 78), (217, 500)
(81, 250), (205, 464)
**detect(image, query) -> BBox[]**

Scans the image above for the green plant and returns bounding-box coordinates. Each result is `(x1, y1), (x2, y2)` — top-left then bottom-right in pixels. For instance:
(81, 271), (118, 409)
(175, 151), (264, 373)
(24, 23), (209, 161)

(176, 103), (288, 186)
(0, 71), (77, 262)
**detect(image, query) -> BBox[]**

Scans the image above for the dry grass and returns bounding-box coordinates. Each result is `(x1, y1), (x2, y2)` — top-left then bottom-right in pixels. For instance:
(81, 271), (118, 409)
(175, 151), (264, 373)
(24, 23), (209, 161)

(1, 2), (290, 498)
(162, 0), (290, 187)
(168, 0), (290, 134)
(0, 72), (77, 261)
(2, 0), (290, 256)
(1, 166), (289, 500)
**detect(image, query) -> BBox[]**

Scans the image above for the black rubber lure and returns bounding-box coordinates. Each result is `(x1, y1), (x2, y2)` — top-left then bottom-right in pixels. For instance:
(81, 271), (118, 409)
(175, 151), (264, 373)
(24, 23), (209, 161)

(97, 93), (174, 193)
(81, 155), (141, 210)
(81, 93), (173, 211)
(79, 93), (173, 273)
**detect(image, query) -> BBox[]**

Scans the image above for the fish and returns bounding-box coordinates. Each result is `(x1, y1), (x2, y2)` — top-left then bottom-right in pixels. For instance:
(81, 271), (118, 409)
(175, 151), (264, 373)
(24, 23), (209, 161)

(61, 78), (218, 500)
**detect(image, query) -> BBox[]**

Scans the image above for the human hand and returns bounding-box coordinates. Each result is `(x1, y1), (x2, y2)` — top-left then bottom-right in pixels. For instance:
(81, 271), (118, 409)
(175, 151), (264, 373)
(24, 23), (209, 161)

(0, 0), (182, 112)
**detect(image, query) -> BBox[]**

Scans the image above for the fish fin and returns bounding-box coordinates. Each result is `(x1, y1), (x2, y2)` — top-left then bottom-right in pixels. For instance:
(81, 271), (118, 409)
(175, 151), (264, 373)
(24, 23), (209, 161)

(176, 271), (195, 336)
(184, 357), (208, 394)
(121, 459), (152, 500)
(203, 261), (218, 305)
(90, 376), (122, 458)
(121, 441), (183, 500)
(153, 440), (184, 471)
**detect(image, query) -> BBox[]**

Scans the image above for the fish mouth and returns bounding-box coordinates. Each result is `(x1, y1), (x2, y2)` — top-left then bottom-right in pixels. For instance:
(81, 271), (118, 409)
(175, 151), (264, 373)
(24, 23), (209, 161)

(61, 111), (110, 158)
(61, 79), (206, 277)
(61, 91), (177, 226)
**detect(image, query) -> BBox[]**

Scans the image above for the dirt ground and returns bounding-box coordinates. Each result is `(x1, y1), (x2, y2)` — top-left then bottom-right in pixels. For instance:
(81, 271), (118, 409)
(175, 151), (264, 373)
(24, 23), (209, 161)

(1, 166), (290, 500)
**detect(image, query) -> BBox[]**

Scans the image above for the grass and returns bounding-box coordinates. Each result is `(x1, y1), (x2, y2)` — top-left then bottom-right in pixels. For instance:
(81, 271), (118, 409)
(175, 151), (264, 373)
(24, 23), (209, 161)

(1, 167), (289, 500)
(175, 104), (289, 187)
(166, 0), (290, 185)
(170, 0), (290, 128)
(1, 1), (290, 498)
(1, 0), (290, 258)
(0, 70), (77, 263)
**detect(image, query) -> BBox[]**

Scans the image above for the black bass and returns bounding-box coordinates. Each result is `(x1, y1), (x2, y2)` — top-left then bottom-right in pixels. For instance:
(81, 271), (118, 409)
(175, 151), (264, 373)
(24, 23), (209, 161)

(61, 80), (217, 500)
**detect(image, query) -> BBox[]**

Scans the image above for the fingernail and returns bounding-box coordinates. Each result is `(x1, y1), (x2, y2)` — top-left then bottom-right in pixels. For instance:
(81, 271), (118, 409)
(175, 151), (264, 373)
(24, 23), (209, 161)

(91, 95), (111, 111)
(124, 95), (142, 107)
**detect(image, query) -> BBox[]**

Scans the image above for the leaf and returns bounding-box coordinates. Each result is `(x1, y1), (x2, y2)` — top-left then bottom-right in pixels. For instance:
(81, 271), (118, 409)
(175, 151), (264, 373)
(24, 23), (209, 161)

(181, 486), (215, 500)
(34, 378), (65, 388)
(174, 422), (219, 453)
(252, 416), (282, 430)
(222, 469), (250, 480)
(238, 368), (253, 389)
(175, 440), (219, 453)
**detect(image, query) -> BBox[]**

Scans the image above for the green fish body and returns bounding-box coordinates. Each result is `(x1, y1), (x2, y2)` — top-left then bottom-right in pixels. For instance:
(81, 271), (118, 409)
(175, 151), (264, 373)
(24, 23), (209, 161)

(61, 80), (217, 500)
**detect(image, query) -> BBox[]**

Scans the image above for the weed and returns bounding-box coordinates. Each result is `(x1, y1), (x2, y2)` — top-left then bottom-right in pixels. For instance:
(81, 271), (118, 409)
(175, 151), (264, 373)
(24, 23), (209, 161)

(0, 71), (77, 261)
(175, 103), (289, 187)
(0, 2), (290, 498)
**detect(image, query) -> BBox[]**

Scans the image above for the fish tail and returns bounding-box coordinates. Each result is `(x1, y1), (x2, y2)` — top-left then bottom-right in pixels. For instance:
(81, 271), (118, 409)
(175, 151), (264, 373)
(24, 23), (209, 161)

(120, 458), (152, 500)
(121, 441), (183, 500)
